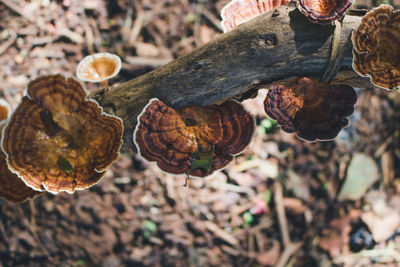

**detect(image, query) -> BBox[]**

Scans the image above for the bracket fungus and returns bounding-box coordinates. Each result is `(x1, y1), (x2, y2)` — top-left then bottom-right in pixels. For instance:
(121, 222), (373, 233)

(0, 99), (11, 121)
(297, 0), (354, 24)
(134, 98), (255, 177)
(0, 101), (42, 203)
(352, 5), (400, 90)
(0, 122), (43, 203)
(264, 77), (357, 141)
(221, 0), (290, 32)
(76, 52), (121, 89)
(1, 74), (123, 194)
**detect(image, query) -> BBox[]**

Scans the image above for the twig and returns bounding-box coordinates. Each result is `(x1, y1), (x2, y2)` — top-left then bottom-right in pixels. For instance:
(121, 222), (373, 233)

(322, 20), (344, 83)
(208, 181), (252, 194)
(200, 8), (224, 32)
(84, 24), (95, 54)
(0, 30), (16, 56)
(0, 0), (34, 22)
(275, 242), (303, 267)
(194, 0), (204, 47)
(17, 206), (53, 262)
(122, 6), (134, 42)
(274, 182), (290, 247)
(205, 221), (239, 246)
(128, 11), (153, 45)
(0, 216), (9, 245)
(124, 56), (172, 68)
(334, 246), (400, 264)
(0, 0), (46, 30)
(1, 0), (83, 44)
(274, 182), (303, 267)
(374, 135), (394, 158)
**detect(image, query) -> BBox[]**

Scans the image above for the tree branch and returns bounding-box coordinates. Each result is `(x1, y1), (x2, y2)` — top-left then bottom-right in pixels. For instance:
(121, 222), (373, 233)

(93, 5), (363, 151)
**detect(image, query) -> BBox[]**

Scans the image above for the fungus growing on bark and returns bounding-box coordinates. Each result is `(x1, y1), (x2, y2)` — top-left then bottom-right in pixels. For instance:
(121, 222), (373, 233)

(297, 0), (354, 24)
(1, 74), (123, 194)
(76, 52), (121, 89)
(134, 98), (255, 177)
(264, 77), (357, 141)
(221, 0), (290, 32)
(352, 5), (400, 90)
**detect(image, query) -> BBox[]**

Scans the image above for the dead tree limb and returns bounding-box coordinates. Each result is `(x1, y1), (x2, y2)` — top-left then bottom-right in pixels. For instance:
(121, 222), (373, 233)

(93, 5), (363, 150)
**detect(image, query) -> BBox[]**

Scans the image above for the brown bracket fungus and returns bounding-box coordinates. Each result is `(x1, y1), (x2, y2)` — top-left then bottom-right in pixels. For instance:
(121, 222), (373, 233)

(0, 122), (43, 203)
(0, 102), (42, 203)
(221, 0), (290, 32)
(76, 52), (122, 89)
(352, 5), (400, 90)
(297, 0), (354, 24)
(264, 77), (357, 141)
(1, 74), (123, 194)
(134, 98), (255, 178)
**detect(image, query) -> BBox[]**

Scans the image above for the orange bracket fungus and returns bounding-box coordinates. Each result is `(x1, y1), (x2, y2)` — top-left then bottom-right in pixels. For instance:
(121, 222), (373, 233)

(221, 0), (290, 32)
(264, 77), (357, 141)
(0, 99), (11, 121)
(76, 52), (121, 89)
(134, 98), (255, 178)
(297, 0), (354, 24)
(352, 5), (400, 90)
(1, 74), (123, 194)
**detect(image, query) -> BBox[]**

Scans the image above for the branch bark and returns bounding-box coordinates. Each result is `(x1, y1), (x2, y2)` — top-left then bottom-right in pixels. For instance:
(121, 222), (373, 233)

(93, 5), (363, 151)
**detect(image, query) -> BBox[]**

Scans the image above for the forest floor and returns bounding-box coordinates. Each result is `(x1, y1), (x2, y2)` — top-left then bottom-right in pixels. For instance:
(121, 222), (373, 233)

(1, 0), (400, 266)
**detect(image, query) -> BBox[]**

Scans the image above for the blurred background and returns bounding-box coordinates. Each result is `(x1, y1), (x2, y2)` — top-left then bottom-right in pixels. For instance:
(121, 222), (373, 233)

(1, 0), (400, 266)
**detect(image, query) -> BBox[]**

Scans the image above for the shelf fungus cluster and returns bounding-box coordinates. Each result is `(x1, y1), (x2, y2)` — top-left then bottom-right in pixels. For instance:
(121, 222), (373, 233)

(221, 0), (290, 32)
(220, 0), (354, 33)
(297, 0), (354, 24)
(1, 74), (123, 197)
(134, 99), (255, 177)
(264, 78), (357, 142)
(352, 5), (400, 90)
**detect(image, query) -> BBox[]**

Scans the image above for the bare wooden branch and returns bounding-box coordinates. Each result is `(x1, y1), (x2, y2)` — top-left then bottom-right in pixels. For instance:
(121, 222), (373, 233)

(93, 5), (363, 150)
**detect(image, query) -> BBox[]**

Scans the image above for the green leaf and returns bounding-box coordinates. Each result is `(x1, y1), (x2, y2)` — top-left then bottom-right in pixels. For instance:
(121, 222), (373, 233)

(243, 211), (254, 226)
(260, 117), (277, 133)
(142, 220), (157, 232)
(57, 157), (73, 174)
(189, 150), (213, 174)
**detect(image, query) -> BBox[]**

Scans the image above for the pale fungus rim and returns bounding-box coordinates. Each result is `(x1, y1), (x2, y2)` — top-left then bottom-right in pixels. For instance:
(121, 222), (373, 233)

(264, 78), (357, 142)
(133, 98), (255, 179)
(351, 5), (400, 91)
(0, 74), (124, 195)
(76, 52), (122, 83)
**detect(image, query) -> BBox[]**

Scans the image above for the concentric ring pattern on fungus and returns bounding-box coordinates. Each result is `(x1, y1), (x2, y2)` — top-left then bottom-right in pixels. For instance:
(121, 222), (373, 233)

(297, 0), (354, 24)
(134, 98), (255, 177)
(1, 74), (123, 194)
(0, 107), (43, 203)
(264, 77), (357, 141)
(352, 5), (400, 90)
(221, 0), (290, 32)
